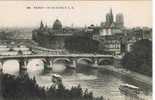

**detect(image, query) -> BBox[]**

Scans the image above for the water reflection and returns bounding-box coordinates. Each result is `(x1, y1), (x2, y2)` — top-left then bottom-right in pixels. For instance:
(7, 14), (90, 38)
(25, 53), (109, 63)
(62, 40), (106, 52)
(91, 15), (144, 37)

(2, 60), (152, 100)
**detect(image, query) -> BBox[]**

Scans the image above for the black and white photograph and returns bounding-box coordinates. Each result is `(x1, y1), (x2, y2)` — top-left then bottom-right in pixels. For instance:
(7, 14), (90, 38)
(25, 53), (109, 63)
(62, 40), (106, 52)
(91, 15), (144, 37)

(0, 1), (152, 100)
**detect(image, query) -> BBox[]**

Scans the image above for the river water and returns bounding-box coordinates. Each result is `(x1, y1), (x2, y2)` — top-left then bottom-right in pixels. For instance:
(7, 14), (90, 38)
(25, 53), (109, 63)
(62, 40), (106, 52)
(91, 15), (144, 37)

(2, 59), (152, 100)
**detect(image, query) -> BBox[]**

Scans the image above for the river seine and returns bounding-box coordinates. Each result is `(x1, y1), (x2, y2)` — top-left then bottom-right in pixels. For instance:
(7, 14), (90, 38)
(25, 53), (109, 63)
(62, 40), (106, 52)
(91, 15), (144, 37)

(2, 59), (152, 100)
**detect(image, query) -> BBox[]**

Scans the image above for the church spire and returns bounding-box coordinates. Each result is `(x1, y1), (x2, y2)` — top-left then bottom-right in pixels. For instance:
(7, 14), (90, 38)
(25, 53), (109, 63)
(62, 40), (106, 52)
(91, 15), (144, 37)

(109, 8), (114, 24)
(40, 20), (44, 29)
(110, 8), (113, 15)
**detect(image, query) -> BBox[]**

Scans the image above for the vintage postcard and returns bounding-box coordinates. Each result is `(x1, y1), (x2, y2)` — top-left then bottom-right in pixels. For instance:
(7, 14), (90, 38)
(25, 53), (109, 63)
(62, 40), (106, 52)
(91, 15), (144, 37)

(0, 1), (152, 100)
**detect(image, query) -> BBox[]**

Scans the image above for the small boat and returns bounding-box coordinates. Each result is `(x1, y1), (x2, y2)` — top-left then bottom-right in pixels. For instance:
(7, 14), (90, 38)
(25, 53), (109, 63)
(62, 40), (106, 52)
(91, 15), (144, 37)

(51, 74), (62, 84)
(119, 84), (141, 95)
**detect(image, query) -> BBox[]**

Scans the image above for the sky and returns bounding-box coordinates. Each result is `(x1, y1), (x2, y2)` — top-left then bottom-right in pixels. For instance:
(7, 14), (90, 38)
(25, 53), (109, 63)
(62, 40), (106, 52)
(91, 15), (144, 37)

(0, 1), (152, 28)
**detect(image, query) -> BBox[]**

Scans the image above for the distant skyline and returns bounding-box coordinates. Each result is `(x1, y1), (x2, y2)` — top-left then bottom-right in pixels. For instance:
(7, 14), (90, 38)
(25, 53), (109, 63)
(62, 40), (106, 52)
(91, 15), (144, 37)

(0, 1), (152, 28)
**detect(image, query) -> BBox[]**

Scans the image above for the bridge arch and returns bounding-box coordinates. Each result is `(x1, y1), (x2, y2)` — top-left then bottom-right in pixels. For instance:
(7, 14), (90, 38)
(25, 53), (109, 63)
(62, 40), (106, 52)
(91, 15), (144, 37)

(27, 58), (45, 66)
(2, 59), (20, 74)
(77, 58), (93, 64)
(26, 59), (44, 73)
(53, 58), (71, 64)
(2, 59), (20, 66)
(41, 58), (49, 64)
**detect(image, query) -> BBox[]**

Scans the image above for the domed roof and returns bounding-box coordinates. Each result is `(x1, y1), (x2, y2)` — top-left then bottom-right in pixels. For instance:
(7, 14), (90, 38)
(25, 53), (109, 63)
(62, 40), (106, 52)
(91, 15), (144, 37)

(53, 19), (62, 30)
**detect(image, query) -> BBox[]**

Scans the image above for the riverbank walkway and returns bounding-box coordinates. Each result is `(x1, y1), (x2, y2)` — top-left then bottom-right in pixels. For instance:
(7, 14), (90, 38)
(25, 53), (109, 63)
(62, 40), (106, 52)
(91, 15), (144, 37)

(92, 65), (152, 86)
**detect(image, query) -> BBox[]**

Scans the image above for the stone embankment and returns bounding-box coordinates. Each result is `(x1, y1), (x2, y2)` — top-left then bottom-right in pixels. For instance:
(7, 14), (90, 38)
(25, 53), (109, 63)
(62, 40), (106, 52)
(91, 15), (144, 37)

(92, 65), (152, 86)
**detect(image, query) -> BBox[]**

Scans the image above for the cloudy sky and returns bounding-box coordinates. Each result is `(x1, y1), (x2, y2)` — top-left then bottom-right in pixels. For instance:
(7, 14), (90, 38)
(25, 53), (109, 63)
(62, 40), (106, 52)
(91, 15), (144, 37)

(0, 1), (152, 28)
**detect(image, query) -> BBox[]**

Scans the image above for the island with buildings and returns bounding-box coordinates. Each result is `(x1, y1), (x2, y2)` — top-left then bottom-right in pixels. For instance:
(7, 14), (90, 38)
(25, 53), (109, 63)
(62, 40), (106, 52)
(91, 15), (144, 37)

(32, 9), (151, 56)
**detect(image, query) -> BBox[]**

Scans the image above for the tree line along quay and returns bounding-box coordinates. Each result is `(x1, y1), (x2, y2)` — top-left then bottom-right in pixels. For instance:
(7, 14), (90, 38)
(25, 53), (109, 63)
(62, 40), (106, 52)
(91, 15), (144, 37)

(0, 73), (104, 100)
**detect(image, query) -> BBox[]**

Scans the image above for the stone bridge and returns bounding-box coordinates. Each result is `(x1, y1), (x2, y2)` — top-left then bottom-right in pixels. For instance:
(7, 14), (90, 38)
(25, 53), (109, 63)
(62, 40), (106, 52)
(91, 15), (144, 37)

(0, 54), (114, 74)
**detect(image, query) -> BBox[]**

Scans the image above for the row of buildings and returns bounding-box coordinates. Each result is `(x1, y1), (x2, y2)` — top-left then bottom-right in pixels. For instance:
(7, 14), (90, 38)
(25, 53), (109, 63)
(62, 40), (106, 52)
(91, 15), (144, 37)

(32, 9), (152, 55)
